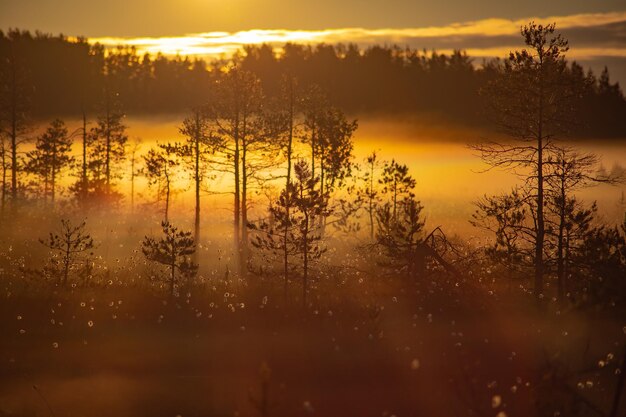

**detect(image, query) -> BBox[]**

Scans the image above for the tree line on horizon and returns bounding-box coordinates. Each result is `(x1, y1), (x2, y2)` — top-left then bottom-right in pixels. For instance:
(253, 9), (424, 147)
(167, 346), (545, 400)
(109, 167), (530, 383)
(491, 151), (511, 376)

(0, 28), (625, 138)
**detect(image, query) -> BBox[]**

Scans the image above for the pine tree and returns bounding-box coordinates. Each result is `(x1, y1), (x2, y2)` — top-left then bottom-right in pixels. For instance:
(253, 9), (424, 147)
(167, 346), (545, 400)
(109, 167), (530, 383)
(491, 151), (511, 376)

(39, 219), (95, 286)
(471, 187), (535, 272)
(207, 69), (259, 270)
(300, 86), (356, 197)
(142, 144), (180, 222)
(379, 159), (416, 223)
(25, 119), (74, 205)
(252, 160), (329, 306)
(142, 221), (198, 297)
(545, 147), (619, 301)
(88, 90), (128, 201)
(361, 151), (382, 240)
(207, 69), (277, 270)
(0, 36), (32, 211)
(471, 22), (582, 299)
(0, 131), (8, 217)
(129, 138), (141, 213)
(376, 196), (426, 278)
(165, 107), (222, 242)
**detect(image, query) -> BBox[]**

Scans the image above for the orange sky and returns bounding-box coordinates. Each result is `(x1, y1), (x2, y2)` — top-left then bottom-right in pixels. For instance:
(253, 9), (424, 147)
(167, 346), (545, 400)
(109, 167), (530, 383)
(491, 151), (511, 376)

(85, 12), (626, 61)
(1, 0), (624, 36)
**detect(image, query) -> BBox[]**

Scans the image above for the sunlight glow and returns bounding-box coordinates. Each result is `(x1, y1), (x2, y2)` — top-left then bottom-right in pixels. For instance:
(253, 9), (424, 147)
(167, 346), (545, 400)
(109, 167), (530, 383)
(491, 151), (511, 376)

(87, 11), (626, 59)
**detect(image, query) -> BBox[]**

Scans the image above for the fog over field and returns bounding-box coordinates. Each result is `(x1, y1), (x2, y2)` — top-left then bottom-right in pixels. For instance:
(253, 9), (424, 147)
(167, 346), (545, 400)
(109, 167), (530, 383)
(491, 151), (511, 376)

(55, 113), (622, 236)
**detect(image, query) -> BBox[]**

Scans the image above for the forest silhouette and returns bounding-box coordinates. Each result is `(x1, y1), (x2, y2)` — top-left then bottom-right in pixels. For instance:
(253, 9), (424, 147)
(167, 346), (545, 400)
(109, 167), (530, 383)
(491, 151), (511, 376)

(1, 28), (625, 138)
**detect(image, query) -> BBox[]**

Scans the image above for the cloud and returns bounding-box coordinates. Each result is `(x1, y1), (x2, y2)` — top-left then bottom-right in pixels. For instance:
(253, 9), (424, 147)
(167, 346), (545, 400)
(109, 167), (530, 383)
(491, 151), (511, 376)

(87, 12), (626, 65)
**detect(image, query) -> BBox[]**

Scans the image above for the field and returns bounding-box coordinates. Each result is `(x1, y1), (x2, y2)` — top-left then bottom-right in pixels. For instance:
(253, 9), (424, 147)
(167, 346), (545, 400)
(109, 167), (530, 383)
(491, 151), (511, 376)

(1, 210), (625, 417)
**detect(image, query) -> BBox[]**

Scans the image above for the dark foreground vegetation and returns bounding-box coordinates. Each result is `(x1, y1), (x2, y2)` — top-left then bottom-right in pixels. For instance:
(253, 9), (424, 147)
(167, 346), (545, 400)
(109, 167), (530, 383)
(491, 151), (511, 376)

(0, 22), (626, 417)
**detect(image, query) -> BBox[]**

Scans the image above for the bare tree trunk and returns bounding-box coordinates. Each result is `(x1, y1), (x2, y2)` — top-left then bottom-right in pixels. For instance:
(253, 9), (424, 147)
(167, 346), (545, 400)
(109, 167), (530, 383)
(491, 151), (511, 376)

(105, 102), (111, 196)
(130, 144), (137, 213)
(319, 157), (326, 234)
(310, 127), (316, 178)
(194, 114), (201, 243)
(43, 174), (49, 205)
(535, 79), (545, 299)
(283, 80), (294, 299)
(564, 232), (570, 297)
(1, 138), (5, 218)
(303, 212), (309, 309)
(556, 180), (566, 302)
(320, 158), (325, 198)
(63, 241), (70, 287)
(556, 221), (565, 300)
(241, 114), (249, 271)
(233, 114), (241, 270)
(81, 110), (88, 203)
(393, 175), (398, 223)
(164, 172), (170, 223)
(51, 142), (57, 205)
(369, 159), (375, 240)
(10, 124), (17, 206)
(170, 255), (176, 298)
(242, 143), (248, 268)
(10, 48), (18, 207)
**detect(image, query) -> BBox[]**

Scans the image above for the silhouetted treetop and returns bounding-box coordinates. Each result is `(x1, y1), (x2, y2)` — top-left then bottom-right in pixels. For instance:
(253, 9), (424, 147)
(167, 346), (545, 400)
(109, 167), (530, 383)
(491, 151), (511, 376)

(1, 28), (625, 137)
